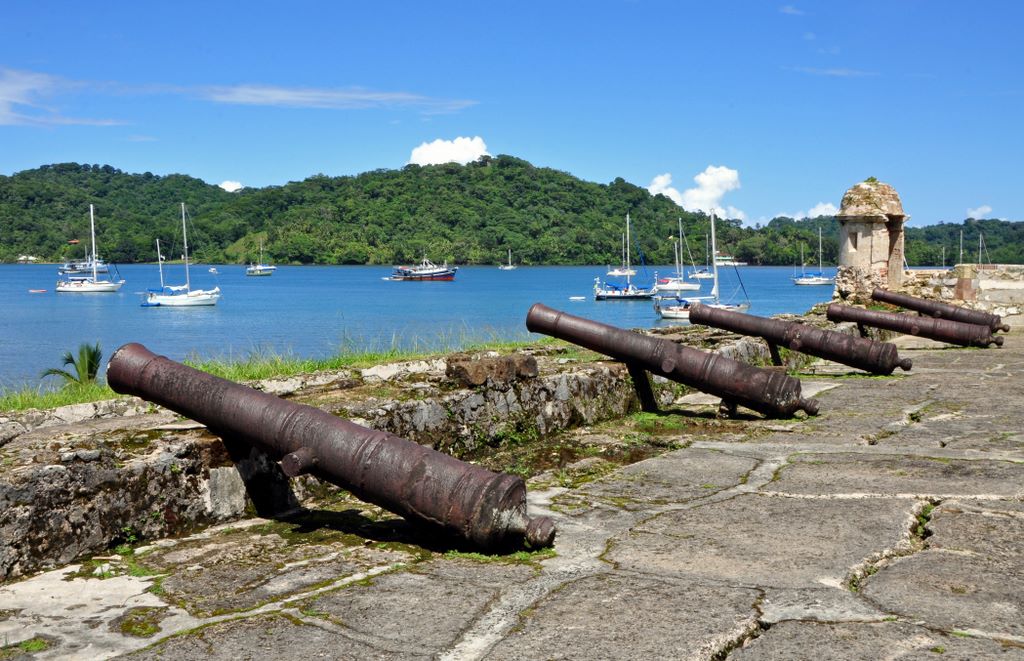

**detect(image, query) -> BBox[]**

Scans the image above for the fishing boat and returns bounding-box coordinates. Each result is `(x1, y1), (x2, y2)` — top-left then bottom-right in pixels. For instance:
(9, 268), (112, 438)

(653, 218), (700, 293)
(388, 257), (458, 281)
(595, 213), (654, 300)
(55, 205), (125, 293)
(792, 227), (834, 286)
(655, 210), (749, 319)
(498, 248), (517, 270)
(245, 240), (277, 276)
(142, 203), (221, 307)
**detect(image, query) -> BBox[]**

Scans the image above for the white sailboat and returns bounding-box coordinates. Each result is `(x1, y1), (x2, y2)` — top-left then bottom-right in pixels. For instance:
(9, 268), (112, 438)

(55, 205), (125, 293)
(655, 209), (749, 319)
(143, 203), (221, 307)
(246, 239), (277, 276)
(689, 232), (714, 279)
(498, 248), (517, 270)
(653, 218), (701, 293)
(792, 227), (834, 286)
(606, 231), (636, 276)
(595, 213), (654, 299)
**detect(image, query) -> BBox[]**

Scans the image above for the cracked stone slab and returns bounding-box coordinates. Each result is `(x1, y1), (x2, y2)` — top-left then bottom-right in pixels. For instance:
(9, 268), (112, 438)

(607, 493), (917, 590)
(564, 447), (759, 507)
(765, 453), (1024, 498)
(758, 587), (889, 624)
(730, 621), (1016, 660)
(119, 612), (424, 660)
(487, 572), (761, 661)
(861, 501), (1024, 640)
(298, 559), (537, 656)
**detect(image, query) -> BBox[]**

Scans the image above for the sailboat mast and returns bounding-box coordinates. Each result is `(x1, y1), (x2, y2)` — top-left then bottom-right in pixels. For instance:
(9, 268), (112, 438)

(818, 227), (824, 271)
(625, 213), (632, 286)
(959, 230), (963, 264)
(710, 210), (720, 302)
(156, 239), (165, 288)
(181, 203), (190, 290)
(89, 205), (97, 280)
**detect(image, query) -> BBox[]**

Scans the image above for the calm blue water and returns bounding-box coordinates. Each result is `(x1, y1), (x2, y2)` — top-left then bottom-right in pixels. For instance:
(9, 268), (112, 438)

(0, 263), (837, 391)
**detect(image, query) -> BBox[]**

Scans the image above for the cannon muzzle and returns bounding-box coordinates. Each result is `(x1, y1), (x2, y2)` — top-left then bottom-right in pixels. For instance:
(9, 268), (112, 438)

(526, 303), (818, 418)
(688, 303), (912, 374)
(871, 288), (1010, 333)
(826, 304), (1003, 348)
(107, 343), (555, 551)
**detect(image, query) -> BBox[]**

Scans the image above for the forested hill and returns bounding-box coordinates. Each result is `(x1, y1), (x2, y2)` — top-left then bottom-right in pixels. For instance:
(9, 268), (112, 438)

(1, 158), (1021, 266)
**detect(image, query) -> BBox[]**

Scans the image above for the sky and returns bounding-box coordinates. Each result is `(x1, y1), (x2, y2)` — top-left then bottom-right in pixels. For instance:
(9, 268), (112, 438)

(2, 1), (1021, 227)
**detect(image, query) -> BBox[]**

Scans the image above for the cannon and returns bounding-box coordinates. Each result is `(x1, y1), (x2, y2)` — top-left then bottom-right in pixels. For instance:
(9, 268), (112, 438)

(688, 303), (912, 375)
(871, 288), (1011, 333)
(106, 343), (555, 551)
(826, 304), (1003, 348)
(526, 303), (819, 418)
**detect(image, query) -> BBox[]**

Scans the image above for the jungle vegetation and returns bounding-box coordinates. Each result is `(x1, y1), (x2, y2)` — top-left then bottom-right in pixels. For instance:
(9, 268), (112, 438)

(1, 158), (1020, 267)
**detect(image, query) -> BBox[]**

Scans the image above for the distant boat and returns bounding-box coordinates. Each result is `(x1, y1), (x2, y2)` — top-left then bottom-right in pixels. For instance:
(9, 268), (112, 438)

(792, 227), (835, 286)
(689, 233), (714, 279)
(208, 267), (219, 274)
(388, 257), (458, 281)
(652, 218), (700, 294)
(58, 257), (109, 276)
(607, 229), (636, 276)
(55, 205), (125, 293)
(143, 203), (221, 307)
(655, 209), (749, 319)
(498, 248), (517, 270)
(595, 212), (654, 300)
(246, 240), (277, 276)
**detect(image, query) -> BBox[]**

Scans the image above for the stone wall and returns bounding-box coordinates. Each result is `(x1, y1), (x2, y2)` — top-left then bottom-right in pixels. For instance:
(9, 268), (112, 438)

(897, 264), (1023, 317)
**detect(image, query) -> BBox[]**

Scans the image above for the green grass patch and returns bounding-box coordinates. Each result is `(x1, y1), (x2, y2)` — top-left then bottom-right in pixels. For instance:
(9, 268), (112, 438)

(0, 637), (51, 658)
(444, 548), (556, 565)
(0, 381), (117, 413)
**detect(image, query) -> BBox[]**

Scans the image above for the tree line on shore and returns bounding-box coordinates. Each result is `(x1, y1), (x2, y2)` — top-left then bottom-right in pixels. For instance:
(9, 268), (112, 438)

(2, 158), (1021, 267)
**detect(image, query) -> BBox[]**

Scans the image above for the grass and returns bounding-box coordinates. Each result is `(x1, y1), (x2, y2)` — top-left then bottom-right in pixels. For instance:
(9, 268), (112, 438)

(0, 336), (562, 414)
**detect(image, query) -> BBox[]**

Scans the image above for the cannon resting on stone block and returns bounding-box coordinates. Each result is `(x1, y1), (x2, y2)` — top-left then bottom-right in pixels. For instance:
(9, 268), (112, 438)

(525, 303), (819, 418)
(106, 343), (556, 551)
(870, 288), (1011, 333)
(826, 303), (1003, 349)
(687, 303), (912, 375)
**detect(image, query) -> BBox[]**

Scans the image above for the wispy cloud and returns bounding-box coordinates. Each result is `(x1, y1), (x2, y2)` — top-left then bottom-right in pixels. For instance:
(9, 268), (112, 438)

(0, 68), (122, 126)
(777, 202), (839, 220)
(219, 181), (244, 192)
(779, 5), (805, 15)
(200, 84), (476, 114)
(967, 204), (992, 218)
(126, 134), (157, 142)
(788, 66), (879, 77)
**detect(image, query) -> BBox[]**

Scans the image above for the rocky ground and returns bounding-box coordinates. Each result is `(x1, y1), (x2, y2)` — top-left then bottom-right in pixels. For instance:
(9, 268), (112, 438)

(0, 324), (1021, 660)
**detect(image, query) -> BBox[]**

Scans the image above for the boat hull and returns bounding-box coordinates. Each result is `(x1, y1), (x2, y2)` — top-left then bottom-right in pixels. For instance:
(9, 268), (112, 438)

(144, 287), (221, 307)
(55, 279), (124, 293)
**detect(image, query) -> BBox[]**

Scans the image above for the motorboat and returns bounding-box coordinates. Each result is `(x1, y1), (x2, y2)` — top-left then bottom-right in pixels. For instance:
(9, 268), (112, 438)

(388, 257), (458, 281)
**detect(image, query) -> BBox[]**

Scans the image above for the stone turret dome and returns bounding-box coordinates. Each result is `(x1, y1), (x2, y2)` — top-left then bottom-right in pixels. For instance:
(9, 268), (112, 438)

(837, 179), (905, 220)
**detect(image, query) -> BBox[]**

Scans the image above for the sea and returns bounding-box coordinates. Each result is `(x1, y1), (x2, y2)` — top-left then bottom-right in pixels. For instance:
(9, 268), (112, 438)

(1, 263), (838, 391)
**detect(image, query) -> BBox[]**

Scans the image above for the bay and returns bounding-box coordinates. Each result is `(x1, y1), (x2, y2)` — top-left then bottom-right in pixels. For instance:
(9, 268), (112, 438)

(1, 263), (837, 391)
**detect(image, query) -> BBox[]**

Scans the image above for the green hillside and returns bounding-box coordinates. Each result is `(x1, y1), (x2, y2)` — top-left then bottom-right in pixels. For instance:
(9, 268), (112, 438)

(1, 158), (1020, 266)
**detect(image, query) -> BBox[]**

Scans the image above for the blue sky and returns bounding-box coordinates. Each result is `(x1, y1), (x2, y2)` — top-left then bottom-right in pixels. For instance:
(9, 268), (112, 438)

(2, 1), (1021, 226)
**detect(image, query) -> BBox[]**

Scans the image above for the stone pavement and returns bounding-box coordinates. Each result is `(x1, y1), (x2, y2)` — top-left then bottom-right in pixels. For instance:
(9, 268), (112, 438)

(1, 327), (1022, 660)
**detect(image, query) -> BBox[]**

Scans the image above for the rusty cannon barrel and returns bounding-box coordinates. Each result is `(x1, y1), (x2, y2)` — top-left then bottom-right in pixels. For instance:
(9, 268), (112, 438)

(688, 303), (912, 375)
(526, 303), (818, 418)
(871, 288), (1011, 333)
(826, 304), (1003, 348)
(106, 343), (555, 551)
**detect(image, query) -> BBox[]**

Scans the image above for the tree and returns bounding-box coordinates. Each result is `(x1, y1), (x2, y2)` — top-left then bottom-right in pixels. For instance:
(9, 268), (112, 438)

(41, 342), (103, 387)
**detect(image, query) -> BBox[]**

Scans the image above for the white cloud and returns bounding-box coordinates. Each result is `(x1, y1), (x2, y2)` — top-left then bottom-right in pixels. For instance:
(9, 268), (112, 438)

(408, 136), (489, 166)
(202, 84), (475, 114)
(780, 5), (804, 15)
(967, 204), (992, 218)
(219, 181), (244, 192)
(788, 66), (878, 78)
(648, 166), (746, 221)
(776, 202), (839, 220)
(0, 67), (120, 126)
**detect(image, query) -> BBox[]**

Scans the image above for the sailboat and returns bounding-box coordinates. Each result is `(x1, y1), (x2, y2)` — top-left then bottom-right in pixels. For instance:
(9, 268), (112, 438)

(689, 232), (714, 279)
(143, 203), (221, 307)
(653, 218), (701, 293)
(246, 240), (277, 276)
(498, 247), (517, 270)
(55, 205), (125, 293)
(792, 227), (834, 286)
(606, 230), (636, 276)
(654, 210), (749, 319)
(595, 213), (654, 300)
